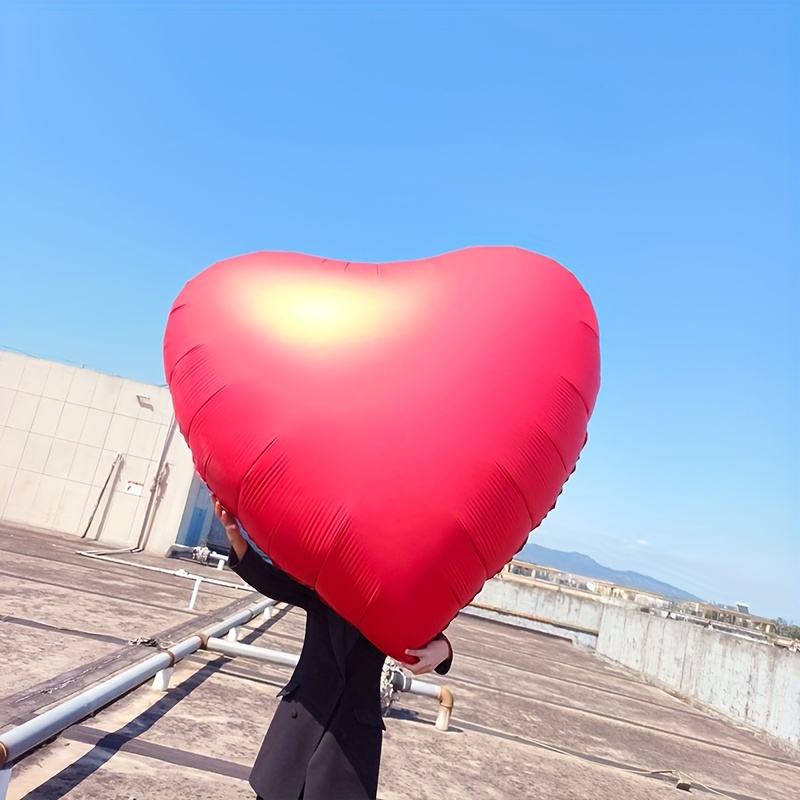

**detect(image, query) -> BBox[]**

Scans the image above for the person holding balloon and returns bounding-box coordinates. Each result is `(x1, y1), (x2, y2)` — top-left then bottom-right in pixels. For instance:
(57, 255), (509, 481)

(212, 497), (453, 800)
(165, 247), (600, 798)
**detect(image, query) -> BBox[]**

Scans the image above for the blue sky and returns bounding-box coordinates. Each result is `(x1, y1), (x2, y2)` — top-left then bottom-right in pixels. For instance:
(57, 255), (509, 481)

(1, 1), (797, 620)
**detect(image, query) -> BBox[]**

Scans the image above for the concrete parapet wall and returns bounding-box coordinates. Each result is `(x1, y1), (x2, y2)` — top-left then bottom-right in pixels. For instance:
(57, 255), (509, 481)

(470, 573), (800, 748)
(470, 573), (604, 646)
(462, 603), (599, 649)
(595, 604), (800, 746)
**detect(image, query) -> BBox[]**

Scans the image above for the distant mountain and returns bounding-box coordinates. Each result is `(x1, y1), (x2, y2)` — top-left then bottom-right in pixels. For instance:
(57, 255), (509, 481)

(516, 543), (703, 602)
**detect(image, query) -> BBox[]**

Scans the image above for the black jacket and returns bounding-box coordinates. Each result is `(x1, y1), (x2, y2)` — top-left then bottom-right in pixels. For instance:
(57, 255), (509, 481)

(230, 545), (452, 800)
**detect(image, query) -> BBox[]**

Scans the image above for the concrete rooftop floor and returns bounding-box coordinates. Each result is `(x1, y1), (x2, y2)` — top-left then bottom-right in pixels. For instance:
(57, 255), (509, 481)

(1, 525), (798, 800)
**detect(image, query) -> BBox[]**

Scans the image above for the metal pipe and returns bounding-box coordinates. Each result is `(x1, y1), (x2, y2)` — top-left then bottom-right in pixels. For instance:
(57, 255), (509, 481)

(0, 598), (275, 769)
(390, 672), (454, 731)
(203, 640), (454, 732)
(80, 452), (123, 539)
(80, 546), (140, 556)
(0, 653), (174, 766)
(166, 543), (229, 566)
(204, 637), (300, 668)
(434, 685), (454, 731)
(166, 543), (197, 557)
(78, 550), (252, 610)
(135, 415), (178, 551)
(77, 551), (249, 592)
(188, 577), (202, 610)
(0, 762), (12, 798)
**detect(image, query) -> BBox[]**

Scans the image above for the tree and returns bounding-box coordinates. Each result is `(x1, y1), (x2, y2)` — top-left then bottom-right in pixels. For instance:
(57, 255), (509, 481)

(774, 618), (800, 640)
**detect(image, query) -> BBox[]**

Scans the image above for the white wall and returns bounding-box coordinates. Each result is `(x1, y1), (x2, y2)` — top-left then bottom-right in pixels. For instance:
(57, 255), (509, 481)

(467, 572), (604, 648)
(468, 573), (800, 747)
(595, 604), (800, 747)
(0, 350), (195, 552)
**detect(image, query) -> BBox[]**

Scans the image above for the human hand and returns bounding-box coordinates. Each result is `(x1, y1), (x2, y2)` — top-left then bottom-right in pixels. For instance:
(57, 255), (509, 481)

(400, 637), (451, 676)
(210, 494), (247, 560)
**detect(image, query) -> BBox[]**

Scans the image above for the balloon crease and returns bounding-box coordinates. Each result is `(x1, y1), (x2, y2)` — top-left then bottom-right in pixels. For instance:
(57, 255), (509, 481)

(185, 383), (228, 440)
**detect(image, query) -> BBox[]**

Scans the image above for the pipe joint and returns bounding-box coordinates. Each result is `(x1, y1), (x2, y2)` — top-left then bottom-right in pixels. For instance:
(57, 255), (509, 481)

(435, 686), (454, 732)
(437, 686), (454, 710)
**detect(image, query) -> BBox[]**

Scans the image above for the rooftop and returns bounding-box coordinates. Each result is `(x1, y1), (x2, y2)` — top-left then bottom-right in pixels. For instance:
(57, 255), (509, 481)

(1, 525), (798, 800)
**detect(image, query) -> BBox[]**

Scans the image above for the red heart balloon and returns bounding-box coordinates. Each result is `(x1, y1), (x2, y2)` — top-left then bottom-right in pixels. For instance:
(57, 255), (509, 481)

(164, 247), (599, 660)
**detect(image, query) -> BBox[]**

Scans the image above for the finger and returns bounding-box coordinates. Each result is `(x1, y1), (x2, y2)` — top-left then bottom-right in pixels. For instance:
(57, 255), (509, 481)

(404, 648), (426, 657)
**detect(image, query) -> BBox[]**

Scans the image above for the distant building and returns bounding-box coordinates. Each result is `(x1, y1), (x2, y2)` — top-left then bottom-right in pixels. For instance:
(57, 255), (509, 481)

(505, 558), (777, 637)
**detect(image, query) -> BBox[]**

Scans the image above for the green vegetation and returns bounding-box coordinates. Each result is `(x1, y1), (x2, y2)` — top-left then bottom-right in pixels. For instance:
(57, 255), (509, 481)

(774, 619), (800, 640)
